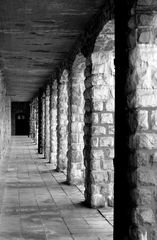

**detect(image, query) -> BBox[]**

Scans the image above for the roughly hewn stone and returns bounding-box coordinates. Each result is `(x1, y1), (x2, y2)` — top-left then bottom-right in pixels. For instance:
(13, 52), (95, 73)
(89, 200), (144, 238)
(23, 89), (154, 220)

(134, 133), (157, 149)
(67, 54), (86, 184)
(84, 21), (115, 208)
(100, 113), (113, 124)
(0, 70), (11, 162)
(139, 208), (155, 225)
(45, 85), (50, 159)
(106, 98), (115, 111)
(131, 188), (152, 205)
(57, 70), (69, 172)
(50, 80), (57, 167)
(151, 152), (157, 163)
(137, 110), (148, 130)
(92, 126), (106, 135)
(100, 136), (114, 147)
(151, 110), (157, 130)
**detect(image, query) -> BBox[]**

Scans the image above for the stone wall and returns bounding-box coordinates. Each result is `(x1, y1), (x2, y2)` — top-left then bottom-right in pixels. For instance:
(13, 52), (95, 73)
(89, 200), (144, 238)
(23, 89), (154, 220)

(0, 70), (11, 162)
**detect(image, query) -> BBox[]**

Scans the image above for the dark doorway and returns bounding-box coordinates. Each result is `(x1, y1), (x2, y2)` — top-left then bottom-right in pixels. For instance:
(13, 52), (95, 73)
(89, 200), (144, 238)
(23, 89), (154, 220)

(15, 113), (29, 135)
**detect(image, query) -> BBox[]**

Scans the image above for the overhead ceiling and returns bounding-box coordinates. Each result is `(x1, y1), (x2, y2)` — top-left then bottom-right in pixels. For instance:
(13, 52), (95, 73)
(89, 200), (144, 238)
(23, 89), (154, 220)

(0, 0), (105, 102)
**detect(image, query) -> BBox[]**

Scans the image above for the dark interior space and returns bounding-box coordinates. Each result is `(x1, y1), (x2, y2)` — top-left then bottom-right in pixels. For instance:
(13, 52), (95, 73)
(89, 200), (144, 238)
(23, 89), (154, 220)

(15, 113), (29, 135)
(11, 102), (30, 135)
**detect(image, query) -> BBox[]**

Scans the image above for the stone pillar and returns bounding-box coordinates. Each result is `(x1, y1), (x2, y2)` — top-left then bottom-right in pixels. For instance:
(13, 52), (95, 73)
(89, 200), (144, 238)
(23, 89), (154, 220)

(0, 70), (11, 161)
(45, 85), (50, 159)
(42, 92), (46, 157)
(32, 99), (37, 143)
(34, 98), (38, 144)
(84, 21), (115, 208)
(49, 79), (58, 167)
(114, 1), (157, 239)
(32, 100), (36, 142)
(57, 70), (69, 172)
(67, 53), (86, 184)
(38, 89), (43, 154)
(29, 103), (33, 139)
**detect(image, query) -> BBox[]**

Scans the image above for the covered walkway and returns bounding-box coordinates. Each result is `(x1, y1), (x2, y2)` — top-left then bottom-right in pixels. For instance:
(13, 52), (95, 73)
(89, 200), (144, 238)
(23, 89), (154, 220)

(0, 137), (113, 240)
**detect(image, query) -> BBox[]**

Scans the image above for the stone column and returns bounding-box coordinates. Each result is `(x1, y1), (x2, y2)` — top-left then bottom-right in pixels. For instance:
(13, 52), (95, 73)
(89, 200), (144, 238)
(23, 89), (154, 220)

(114, 1), (157, 239)
(29, 103), (33, 138)
(84, 22), (115, 208)
(49, 79), (58, 166)
(38, 89), (43, 154)
(67, 53), (86, 184)
(57, 70), (69, 172)
(42, 92), (46, 157)
(0, 71), (11, 160)
(45, 85), (50, 159)
(31, 101), (35, 141)
(34, 98), (38, 144)
(32, 100), (36, 142)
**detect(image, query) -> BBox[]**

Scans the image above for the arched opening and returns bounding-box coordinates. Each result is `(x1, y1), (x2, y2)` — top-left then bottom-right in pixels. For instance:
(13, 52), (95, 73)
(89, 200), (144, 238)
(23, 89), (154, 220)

(15, 113), (29, 135)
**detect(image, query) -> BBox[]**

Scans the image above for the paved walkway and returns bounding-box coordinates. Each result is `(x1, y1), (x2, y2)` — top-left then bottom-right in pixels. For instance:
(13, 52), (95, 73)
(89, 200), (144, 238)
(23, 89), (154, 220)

(0, 137), (113, 240)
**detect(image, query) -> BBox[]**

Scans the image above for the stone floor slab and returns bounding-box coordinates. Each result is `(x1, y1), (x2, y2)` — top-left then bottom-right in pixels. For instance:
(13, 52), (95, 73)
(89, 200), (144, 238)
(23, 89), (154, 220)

(0, 137), (113, 240)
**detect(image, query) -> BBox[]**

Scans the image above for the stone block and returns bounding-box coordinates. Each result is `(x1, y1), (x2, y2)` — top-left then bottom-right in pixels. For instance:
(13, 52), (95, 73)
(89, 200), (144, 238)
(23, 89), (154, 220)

(91, 160), (101, 170)
(139, 14), (154, 26)
(134, 151), (150, 167)
(100, 160), (113, 170)
(104, 148), (115, 158)
(135, 133), (157, 149)
(135, 89), (157, 107)
(138, 30), (150, 43)
(91, 149), (104, 161)
(71, 143), (82, 150)
(137, 0), (157, 6)
(92, 171), (109, 183)
(92, 126), (106, 135)
(100, 137), (114, 147)
(108, 125), (114, 135)
(93, 101), (103, 111)
(91, 193), (107, 208)
(106, 98), (115, 111)
(137, 110), (148, 130)
(91, 137), (99, 147)
(71, 150), (83, 163)
(140, 208), (155, 225)
(71, 134), (79, 143)
(91, 74), (104, 86)
(92, 113), (99, 124)
(136, 168), (157, 186)
(151, 152), (157, 162)
(131, 188), (152, 205)
(92, 64), (106, 74)
(71, 122), (83, 132)
(151, 110), (157, 130)
(100, 113), (113, 124)
(92, 86), (109, 101)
